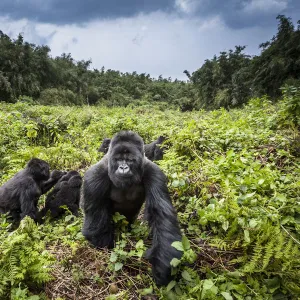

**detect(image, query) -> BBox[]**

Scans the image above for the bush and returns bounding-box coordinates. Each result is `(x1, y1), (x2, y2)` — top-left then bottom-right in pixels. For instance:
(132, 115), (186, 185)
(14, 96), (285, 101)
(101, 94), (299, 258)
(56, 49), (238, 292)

(279, 85), (300, 128)
(38, 88), (83, 106)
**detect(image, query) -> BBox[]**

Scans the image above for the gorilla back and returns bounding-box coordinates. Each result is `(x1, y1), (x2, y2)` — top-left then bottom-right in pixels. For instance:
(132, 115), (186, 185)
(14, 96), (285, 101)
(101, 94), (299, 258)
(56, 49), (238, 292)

(82, 131), (182, 286)
(0, 158), (64, 223)
(38, 170), (82, 222)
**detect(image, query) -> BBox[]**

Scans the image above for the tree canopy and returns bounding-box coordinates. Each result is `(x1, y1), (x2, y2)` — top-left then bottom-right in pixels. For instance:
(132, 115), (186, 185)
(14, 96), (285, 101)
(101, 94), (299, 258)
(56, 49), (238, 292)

(0, 15), (299, 110)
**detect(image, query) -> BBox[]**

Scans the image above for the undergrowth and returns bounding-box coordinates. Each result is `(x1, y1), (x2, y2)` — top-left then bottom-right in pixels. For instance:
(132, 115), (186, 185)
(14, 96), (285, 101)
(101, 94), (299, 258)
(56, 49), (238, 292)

(0, 97), (299, 299)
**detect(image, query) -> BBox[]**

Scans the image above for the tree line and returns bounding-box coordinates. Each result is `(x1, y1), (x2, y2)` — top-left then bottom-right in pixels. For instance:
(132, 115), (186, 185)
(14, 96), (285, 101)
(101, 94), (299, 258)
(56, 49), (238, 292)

(0, 15), (299, 110)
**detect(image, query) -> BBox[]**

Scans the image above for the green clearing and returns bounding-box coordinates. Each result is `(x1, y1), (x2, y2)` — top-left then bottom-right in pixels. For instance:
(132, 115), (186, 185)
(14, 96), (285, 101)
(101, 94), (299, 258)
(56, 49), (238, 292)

(0, 97), (299, 299)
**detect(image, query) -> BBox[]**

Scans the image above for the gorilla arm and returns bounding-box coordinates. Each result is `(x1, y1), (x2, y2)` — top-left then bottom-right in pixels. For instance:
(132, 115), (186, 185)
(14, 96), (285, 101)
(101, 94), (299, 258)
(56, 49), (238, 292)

(40, 170), (66, 194)
(143, 160), (182, 286)
(20, 178), (40, 220)
(82, 159), (114, 248)
(37, 180), (67, 222)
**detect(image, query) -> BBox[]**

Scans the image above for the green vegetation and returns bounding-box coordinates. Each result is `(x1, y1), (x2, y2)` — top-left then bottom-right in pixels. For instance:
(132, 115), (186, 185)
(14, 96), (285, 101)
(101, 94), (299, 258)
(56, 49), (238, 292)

(0, 15), (300, 110)
(0, 93), (299, 299)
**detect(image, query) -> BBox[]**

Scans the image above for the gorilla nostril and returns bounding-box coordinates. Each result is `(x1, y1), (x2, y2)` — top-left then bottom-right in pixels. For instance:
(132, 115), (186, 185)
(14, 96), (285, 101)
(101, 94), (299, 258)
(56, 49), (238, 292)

(119, 164), (129, 174)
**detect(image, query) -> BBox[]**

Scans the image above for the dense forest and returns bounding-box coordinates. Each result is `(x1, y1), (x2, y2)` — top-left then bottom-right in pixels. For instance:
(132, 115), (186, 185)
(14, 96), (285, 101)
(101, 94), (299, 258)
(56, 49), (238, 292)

(0, 15), (299, 110)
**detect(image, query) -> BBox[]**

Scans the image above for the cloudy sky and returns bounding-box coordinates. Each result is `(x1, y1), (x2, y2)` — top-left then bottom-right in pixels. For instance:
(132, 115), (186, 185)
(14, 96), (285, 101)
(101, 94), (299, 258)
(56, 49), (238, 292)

(0, 0), (299, 79)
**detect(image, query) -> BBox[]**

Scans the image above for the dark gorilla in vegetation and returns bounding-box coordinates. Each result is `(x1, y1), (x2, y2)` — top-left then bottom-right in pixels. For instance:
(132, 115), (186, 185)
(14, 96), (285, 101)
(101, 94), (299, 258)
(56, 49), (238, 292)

(98, 138), (111, 154)
(98, 135), (166, 161)
(0, 158), (65, 224)
(83, 131), (181, 286)
(144, 135), (166, 161)
(38, 170), (82, 221)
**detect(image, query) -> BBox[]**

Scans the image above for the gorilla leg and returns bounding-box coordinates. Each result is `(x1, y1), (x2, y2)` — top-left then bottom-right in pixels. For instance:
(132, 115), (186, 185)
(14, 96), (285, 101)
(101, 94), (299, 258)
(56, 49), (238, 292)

(8, 209), (22, 228)
(82, 164), (114, 248)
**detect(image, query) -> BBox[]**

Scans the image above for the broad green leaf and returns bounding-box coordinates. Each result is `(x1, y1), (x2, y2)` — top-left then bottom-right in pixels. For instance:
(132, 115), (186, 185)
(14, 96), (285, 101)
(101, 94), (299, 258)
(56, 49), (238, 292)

(135, 239), (144, 249)
(114, 262), (123, 271)
(244, 230), (250, 243)
(110, 252), (118, 262)
(166, 280), (176, 292)
(222, 220), (229, 231)
(181, 270), (192, 281)
(175, 285), (183, 296)
(170, 258), (181, 267)
(221, 292), (233, 300)
(172, 241), (184, 251)
(182, 235), (190, 250)
(202, 279), (214, 290)
(249, 219), (258, 228)
(172, 180), (180, 187)
(138, 286), (153, 295)
(65, 215), (74, 222)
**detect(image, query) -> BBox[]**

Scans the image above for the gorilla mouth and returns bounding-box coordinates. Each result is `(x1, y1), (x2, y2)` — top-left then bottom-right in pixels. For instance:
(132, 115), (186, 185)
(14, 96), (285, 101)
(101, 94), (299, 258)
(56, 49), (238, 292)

(115, 172), (132, 178)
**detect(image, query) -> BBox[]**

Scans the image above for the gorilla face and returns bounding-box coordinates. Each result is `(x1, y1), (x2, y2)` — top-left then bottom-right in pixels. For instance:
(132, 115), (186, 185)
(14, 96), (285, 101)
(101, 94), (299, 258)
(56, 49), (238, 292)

(108, 131), (144, 188)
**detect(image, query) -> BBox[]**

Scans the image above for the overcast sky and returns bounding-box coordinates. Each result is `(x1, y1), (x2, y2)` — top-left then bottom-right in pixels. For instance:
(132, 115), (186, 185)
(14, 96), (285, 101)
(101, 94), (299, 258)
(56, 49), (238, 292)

(0, 0), (299, 79)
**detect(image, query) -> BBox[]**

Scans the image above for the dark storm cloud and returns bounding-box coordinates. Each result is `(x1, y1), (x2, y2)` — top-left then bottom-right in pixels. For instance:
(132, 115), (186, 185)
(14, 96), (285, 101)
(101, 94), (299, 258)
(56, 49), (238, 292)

(0, 0), (174, 24)
(0, 0), (299, 29)
(175, 0), (300, 29)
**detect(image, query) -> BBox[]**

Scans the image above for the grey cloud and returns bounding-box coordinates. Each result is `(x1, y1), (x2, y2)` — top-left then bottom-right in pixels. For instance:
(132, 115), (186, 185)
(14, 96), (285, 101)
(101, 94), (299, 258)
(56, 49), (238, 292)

(0, 1), (299, 81)
(0, 0), (174, 24)
(175, 0), (300, 29)
(0, 0), (299, 29)
(29, 13), (277, 79)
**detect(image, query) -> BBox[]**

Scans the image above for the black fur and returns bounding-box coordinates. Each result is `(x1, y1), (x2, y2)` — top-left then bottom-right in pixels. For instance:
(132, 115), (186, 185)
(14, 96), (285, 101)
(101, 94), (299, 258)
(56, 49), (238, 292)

(98, 135), (166, 161)
(144, 136), (166, 161)
(0, 158), (65, 224)
(83, 131), (181, 286)
(97, 138), (111, 154)
(38, 170), (82, 221)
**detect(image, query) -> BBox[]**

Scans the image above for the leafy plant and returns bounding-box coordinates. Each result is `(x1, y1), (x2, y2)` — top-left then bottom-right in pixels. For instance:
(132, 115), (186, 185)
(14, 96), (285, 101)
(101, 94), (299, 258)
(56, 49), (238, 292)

(0, 217), (54, 298)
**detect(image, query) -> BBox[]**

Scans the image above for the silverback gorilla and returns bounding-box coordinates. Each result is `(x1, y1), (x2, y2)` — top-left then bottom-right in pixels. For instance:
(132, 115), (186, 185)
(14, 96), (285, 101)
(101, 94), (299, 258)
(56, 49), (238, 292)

(82, 131), (182, 286)
(98, 135), (166, 161)
(0, 158), (65, 224)
(38, 170), (82, 222)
